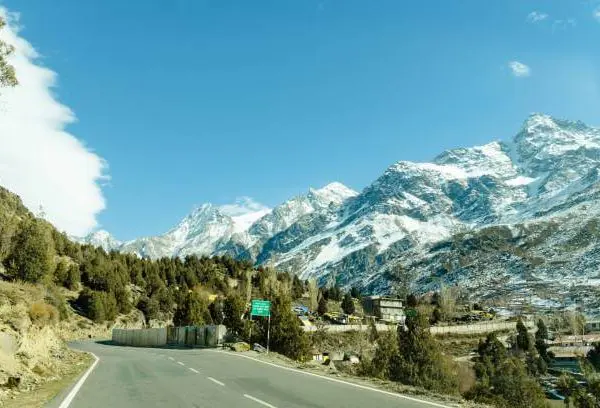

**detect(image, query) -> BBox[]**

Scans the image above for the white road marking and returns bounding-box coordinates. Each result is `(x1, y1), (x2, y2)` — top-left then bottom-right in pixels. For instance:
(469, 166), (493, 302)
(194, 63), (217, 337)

(244, 394), (278, 408)
(177, 361), (185, 366)
(189, 368), (200, 374)
(207, 377), (225, 386)
(58, 352), (99, 408)
(168, 357), (175, 361)
(205, 350), (451, 408)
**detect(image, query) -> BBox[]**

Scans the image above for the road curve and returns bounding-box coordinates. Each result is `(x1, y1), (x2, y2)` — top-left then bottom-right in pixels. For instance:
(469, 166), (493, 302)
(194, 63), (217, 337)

(48, 341), (451, 408)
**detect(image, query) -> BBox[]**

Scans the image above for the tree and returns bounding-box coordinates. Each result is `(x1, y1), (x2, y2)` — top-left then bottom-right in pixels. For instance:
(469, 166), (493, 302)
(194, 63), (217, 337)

(350, 286), (361, 299)
(328, 285), (342, 301)
(467, 333), (547, 408)
(406, 293), (418, 308)
(0, 17), (18, 88)
(393, 310), (459, 394)
(209, 299), (225, 325)
(587, 343), (600, 371)
(173, 291), (211, 326)
(341, 293), (355, 315)
(535, 319), (552, 364)
(368, 330), (399, 379)
(291, 275), (304, 300)
(267, 294), (310, 361)
(137, 295), (159, 325)
(436, 285), (457, 321)
(515, 319), (532, 352)
(307, 278), (318, 312)
(223, 293), (246, 336)
(317, 296), (328, 316)
(7, 219), (55, 283)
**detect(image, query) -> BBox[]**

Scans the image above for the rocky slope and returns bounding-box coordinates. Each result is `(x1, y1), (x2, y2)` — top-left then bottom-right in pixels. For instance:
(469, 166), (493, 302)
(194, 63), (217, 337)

(80, 114), (600, 307)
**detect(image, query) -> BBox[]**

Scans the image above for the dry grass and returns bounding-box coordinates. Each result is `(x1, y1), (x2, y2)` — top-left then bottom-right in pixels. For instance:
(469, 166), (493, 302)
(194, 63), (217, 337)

(0, 280), (107, 407)
(1, 352), (93, 408)
(28, 302), (59, 327)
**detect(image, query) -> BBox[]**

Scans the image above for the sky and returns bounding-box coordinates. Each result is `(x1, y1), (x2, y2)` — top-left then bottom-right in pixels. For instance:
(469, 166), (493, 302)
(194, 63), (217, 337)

(0, 0), (599, 240)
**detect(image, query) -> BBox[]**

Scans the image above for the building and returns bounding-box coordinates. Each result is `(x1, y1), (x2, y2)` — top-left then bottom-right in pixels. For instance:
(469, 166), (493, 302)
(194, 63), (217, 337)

(362, 296), (405, 323)
(585, 320), (600, 333)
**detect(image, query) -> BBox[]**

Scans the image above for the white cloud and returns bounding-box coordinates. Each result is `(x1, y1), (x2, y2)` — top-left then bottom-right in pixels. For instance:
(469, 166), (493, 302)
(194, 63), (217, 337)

(552, 18), (577, 31)
(0, 9), (107, 236)
(594, 8), (600, 22)
(508, 61), (531, 77)
(527, 11), (549, 23)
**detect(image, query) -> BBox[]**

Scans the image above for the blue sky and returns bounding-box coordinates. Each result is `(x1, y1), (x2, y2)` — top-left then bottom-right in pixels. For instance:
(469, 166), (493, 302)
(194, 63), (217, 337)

(1, 0), (599, 239)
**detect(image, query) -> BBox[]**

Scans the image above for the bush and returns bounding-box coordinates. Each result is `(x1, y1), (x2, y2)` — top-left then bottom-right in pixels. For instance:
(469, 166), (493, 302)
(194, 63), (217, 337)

(75, 288), (118, 322)
(45, 285), (69, 320)
(29, 301), (59, 326)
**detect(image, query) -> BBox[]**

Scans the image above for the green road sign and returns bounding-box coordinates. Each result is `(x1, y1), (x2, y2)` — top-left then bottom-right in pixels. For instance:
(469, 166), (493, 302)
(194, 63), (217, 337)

(251, 300), (271, 317)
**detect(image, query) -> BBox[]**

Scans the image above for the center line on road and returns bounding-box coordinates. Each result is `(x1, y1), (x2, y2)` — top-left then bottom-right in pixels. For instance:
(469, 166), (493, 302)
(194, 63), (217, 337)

(188, 367), (200, 373)
(243, 394), (278, 408)
(207, 377), (225, 386)
(177, 361), (185, 366)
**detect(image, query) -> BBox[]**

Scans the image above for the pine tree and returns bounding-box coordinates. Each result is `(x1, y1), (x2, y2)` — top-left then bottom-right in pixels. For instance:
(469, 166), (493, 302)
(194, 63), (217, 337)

(7, 219), (55, 283)
(317, 296), (328, 316)
(291, 275), (304, 300)
(341, 293), (355, 315)
(535, 319), (552, 364)
(515, 319), (532, 352)
(65, 264), (80, 290)
(267, 294), (309, 361)
(173, 291), (211, 326)
(394, 310), (459, 394)
(223, 293), (246, 335)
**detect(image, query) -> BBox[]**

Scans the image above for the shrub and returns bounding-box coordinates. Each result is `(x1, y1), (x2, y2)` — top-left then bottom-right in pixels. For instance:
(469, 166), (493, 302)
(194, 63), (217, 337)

(45, 285), (69, 320)
(29, 301), (59, 326)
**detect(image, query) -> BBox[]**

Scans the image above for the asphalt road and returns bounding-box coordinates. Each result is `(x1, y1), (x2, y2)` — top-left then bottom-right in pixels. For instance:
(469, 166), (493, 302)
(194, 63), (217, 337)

(48, 341), (450, 408)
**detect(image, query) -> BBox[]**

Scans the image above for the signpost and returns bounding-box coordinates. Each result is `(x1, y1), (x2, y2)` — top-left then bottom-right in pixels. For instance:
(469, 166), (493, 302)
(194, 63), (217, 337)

(250, 300), (271, 353)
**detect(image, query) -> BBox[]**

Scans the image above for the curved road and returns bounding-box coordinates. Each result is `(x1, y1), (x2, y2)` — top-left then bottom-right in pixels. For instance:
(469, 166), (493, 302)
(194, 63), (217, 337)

(48, 341), (450, 408)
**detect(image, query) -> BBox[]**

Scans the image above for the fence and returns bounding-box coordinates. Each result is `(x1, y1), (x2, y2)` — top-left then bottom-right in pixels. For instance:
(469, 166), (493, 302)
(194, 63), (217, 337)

(112, 325), (227, 348)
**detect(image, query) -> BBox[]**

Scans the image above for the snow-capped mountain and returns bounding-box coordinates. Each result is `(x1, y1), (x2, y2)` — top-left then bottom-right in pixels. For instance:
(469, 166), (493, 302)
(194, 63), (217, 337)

(75, 230), (122, 252)
(80, 114), (600, 307)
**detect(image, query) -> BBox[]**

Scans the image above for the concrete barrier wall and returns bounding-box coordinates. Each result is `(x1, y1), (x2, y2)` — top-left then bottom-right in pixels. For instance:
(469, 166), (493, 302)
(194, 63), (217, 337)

(112, 328), (168, 347)
(113, 325), (226, 348)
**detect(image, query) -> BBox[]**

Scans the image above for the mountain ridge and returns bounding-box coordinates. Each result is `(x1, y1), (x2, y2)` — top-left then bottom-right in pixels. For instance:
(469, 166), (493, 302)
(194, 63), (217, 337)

(78, 113), (600, 307)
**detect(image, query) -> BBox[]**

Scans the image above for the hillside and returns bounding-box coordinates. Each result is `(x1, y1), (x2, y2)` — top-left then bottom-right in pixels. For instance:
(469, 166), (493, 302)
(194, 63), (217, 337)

(79, 114), (600, 309)
(0, 184), (300, 405)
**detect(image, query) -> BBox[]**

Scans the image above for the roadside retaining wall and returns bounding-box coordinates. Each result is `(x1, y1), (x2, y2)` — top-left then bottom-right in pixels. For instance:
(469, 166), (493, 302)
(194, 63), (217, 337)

(429, 320), (535, 335)
(302, 320), (534, 335)
(112, 328), (167, 347)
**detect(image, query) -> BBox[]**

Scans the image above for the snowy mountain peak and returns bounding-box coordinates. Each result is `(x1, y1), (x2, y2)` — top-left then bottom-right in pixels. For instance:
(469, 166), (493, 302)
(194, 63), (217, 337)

(219, 197), (269, 217)
(219, 197), (271, 234)
(78, 229), (121, 252)
(309, 182), (358, 205)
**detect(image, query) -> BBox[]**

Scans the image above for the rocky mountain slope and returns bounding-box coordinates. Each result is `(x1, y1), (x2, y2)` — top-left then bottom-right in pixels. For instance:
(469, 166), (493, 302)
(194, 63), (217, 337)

(79, 114), (600, 307)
